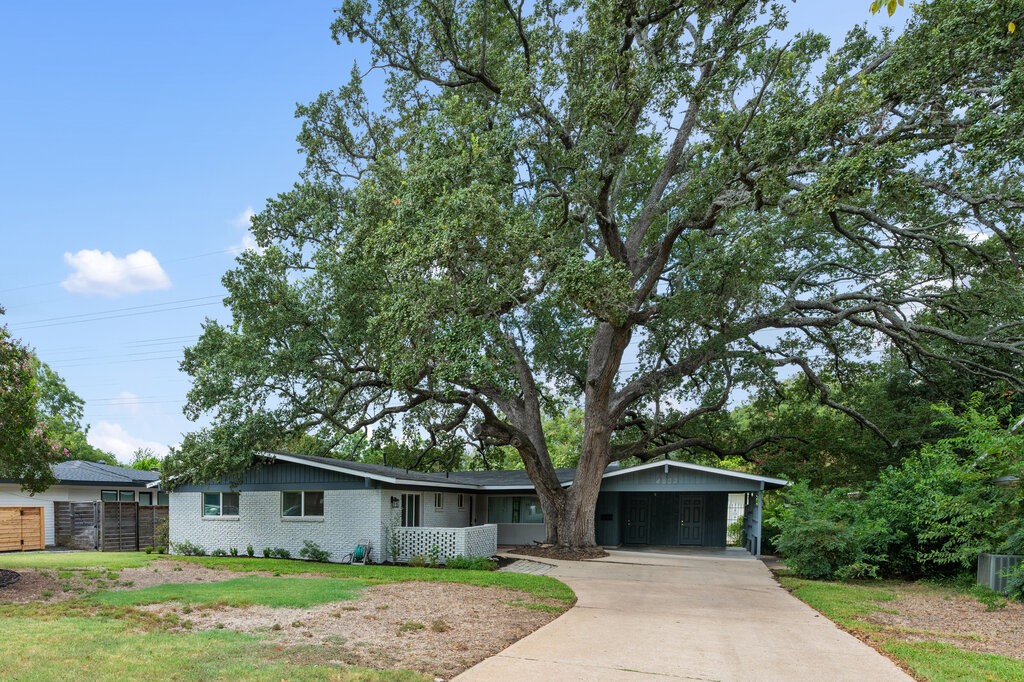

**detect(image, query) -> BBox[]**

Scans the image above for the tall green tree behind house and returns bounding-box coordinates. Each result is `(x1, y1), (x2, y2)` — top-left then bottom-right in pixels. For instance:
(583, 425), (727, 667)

(35, 362), (118, 466)
(168, 0), (1024, 547)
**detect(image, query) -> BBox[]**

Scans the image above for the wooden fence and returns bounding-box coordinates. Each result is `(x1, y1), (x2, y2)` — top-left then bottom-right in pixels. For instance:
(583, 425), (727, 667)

(54, 502), (167, 551)
(0, 507), (45, 552)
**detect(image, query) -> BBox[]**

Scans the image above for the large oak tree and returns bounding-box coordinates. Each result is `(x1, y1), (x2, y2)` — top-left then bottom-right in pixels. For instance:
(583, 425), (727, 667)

(169, 0), (1024, 547)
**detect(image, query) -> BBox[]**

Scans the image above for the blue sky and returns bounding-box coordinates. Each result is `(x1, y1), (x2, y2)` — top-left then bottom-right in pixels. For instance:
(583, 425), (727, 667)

(0, 2), (897, 463)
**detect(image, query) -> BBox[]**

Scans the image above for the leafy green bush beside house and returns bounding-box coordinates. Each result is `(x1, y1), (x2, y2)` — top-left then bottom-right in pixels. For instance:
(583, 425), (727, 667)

(773, 397), (1024, 583)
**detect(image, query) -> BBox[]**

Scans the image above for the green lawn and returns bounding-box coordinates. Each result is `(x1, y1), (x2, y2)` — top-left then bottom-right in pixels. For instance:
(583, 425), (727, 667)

(0, 552), (575, 604)
(0, 551), (575, 680)
(0, 551), (154, 570)
(93, 575), (369, 608)
(0, 616), (426, 682)
(780, 576), (1024, 682)
(178, 555), (576, 603)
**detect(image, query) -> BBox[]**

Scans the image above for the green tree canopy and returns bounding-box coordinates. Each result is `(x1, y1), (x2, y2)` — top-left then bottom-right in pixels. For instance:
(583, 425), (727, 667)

(1, 314), (68, 490)
(168, 0), (1024, 547)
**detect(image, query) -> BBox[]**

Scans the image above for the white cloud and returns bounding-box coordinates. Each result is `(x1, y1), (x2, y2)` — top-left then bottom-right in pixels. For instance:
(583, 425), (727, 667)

(232, 206), (256, 230)
(88, 421), (170, 464)
(229, 206), (263, 255)
(61, 249), (172, 297)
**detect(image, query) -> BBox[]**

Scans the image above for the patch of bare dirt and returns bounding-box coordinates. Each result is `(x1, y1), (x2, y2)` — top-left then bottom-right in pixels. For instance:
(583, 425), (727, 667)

(0, 560), (250, 604)
(865, 585), (1024, 660)
(117, 560), (271, 588)
(508, 545), (608, 561)
(138, 581), (563, 680)
(0, 569), (62, 603)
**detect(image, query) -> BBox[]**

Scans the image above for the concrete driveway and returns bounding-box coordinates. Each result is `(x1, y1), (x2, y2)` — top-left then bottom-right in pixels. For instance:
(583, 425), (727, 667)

(456, 548), (913, 681)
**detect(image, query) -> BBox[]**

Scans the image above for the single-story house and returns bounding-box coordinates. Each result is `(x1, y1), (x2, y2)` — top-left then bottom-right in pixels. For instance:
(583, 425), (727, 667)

(167, 452), (787, 563)
(0, 460), (164, 548)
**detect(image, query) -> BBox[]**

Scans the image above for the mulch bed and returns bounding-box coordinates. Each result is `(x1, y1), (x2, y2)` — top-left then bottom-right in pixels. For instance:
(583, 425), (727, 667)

(0, 569), (19, 588)
(507, 545), (609, 561)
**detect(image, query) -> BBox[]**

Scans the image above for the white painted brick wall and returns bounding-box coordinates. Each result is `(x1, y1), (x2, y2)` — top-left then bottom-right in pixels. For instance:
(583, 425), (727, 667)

(169, 489), (384, 563)
(422, 491), (471, 527)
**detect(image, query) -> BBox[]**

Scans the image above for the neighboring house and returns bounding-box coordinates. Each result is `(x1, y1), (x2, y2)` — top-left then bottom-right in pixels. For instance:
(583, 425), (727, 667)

(0, 461), (164, 547)
(168, 452), (787, 562)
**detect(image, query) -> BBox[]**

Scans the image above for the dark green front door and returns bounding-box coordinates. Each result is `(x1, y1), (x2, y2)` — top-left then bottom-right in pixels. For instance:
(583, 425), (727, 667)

(625, 497), (649, 543)
(679, 496), (704, 545)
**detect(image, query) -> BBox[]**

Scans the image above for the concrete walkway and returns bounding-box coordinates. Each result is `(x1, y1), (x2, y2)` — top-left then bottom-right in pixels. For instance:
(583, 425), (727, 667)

(456, 548), (913, 681)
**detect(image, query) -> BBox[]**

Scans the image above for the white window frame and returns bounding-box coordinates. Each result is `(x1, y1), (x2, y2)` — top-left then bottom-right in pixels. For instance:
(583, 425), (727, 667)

(433, 492), (444, 509)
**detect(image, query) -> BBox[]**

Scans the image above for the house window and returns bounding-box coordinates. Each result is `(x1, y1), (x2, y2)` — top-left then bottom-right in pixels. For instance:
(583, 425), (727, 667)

(282, 491), (325, 517)
(433, 492), (444, 509)
(157, 491), (169, 505)
(487, 496), (544, 524)
(139, 492), (153, 506)
(203, 492), (240, 517)
(457, 494), (465, 509)
(401, 494), (421, 527)
(100, 490), (118, 502)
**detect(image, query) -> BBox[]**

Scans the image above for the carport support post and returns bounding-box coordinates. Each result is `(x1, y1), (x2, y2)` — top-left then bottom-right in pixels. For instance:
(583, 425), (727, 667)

(755, 482), (764, 560)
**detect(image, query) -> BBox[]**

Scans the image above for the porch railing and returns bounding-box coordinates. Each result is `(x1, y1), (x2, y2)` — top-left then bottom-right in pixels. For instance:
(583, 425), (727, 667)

(394, 523), (497, 563)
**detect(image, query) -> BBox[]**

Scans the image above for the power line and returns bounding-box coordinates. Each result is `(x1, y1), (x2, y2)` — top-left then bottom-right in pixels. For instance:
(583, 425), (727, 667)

(14, 300), (223, 331)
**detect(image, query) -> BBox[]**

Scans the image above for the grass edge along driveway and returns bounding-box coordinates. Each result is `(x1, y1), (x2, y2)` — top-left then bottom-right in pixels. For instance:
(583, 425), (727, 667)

(779, 576), (1024, 682)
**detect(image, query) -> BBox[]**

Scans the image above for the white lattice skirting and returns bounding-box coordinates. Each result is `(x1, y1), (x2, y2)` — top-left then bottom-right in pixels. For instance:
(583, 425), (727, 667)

(395, 524), (497, 563)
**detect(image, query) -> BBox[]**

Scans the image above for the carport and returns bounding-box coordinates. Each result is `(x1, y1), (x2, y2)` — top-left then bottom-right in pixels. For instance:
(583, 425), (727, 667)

(593, 460), (787, 557)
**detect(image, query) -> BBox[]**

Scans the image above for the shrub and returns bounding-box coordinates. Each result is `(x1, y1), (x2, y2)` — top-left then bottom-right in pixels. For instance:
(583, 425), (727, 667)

(210, 548), (229, 557)
(229, 547), (239, 557)
(144, 546), (153, 555)
(445, 555), (498, 571)
(299, 540), (331, 562)
(155, 546), (166, 555)
(727, 516), (745, 548)
(246, 544), (255, 557)
(407, 554), (427, 568)
(173, 540), (206, 556)
(427, 543), (441, 567)
(271, 547), (291, 559)
(773, 482), (887, 580)
(153, 520), (170, 553)
(263, 547), (272, 558)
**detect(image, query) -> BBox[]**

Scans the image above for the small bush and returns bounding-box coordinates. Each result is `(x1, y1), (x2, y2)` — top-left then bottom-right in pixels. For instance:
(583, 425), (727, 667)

(144, 546), (153, 555)
(430, 619), (450, 633)
(427, 543), (441, 567)
(271, 547), (291, 559)
(155, 545), (166, 554)
(298, 540), (331, 563)
(210, 548), (229, 557)
(153, 520), (170, 553)
(445, 555), (498, 571)
(263, 547), (272, 558)
(229, 547), (239, 557)
(246, 544), (255, 557)
(172, 540), (206, 556)
(407, 554), (427, 568)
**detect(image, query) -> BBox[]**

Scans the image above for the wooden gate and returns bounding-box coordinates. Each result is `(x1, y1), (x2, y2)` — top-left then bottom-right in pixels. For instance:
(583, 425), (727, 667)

(0, 507), (45, 552)
(54, 502), (168, 551)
